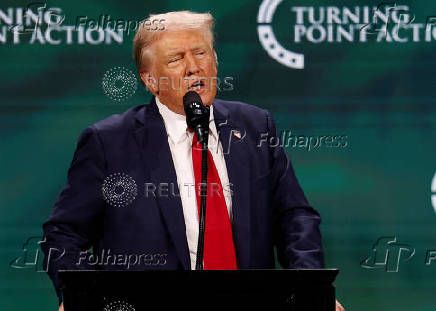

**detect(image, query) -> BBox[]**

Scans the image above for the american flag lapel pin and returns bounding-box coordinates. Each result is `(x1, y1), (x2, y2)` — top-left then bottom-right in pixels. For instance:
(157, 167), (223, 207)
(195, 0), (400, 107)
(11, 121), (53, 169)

(233, 130), (241, 139)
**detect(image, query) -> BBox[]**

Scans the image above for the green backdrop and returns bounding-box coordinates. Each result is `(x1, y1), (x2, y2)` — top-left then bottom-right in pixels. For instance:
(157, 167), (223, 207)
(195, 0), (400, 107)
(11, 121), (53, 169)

(1, 0), (435, 310)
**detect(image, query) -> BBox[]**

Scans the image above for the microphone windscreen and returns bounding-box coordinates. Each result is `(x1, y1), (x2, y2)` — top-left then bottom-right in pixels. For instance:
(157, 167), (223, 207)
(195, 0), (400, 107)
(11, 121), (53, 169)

(183, 91), (209, 137)
(183, 91), (203, 113)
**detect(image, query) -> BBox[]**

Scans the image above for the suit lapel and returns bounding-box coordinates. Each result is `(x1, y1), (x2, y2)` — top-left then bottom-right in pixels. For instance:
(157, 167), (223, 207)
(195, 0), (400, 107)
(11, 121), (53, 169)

(213, 101), (252, 269)
(132, 97), (190, 269)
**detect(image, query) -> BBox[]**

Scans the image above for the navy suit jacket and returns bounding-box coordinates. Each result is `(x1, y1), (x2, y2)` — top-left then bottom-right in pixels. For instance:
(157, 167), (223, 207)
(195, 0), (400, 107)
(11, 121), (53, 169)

(42, 97), (324, 303)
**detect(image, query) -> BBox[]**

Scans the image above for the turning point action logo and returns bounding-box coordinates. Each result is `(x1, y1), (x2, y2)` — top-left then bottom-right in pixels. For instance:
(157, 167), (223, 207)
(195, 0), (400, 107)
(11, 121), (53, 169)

(257, 1), (436, 69)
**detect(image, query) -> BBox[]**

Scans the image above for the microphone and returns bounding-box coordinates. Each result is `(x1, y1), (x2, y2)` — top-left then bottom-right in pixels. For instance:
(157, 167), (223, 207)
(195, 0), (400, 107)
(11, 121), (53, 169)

(183, 91), (210, 145)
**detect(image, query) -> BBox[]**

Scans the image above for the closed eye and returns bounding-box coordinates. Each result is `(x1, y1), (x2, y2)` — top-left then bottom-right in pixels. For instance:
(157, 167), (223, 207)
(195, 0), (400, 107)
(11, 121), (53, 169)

(168, 57), (182, 64)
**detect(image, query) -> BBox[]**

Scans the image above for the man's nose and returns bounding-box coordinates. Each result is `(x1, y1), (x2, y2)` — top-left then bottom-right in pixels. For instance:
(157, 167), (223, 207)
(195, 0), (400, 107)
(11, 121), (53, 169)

(185, 53), (200, 76)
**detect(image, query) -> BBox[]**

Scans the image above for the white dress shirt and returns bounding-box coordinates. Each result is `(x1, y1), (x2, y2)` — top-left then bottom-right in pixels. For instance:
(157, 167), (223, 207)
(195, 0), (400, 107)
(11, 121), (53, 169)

(155, 96), (233, 269)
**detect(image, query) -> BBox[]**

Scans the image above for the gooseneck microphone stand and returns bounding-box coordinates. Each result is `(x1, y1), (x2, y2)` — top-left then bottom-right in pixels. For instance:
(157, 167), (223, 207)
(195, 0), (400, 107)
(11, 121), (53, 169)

(195, 130), (209, 270)
(183, 90), (210, 270)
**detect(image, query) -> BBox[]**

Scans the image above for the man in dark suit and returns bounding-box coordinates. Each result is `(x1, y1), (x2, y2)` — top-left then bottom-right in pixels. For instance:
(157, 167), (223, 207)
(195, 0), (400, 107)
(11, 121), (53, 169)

(42, 10), (342, 311)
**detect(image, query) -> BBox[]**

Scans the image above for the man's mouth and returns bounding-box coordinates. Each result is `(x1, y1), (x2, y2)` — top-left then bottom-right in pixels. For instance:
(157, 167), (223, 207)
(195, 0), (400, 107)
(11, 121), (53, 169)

(188, 80), (206, 91)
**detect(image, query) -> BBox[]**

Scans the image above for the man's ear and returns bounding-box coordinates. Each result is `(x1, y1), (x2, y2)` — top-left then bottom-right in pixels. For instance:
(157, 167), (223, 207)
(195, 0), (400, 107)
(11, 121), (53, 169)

(139, 71), (158, 95)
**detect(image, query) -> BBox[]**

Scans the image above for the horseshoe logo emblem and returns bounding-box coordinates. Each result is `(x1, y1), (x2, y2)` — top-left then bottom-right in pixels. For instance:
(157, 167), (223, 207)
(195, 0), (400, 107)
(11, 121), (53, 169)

(257, 0), (304, 69)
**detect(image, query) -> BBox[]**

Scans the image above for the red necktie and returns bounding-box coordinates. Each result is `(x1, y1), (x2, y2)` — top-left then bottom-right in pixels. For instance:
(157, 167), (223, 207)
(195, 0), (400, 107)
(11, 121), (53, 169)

(192, 133), (237, 270)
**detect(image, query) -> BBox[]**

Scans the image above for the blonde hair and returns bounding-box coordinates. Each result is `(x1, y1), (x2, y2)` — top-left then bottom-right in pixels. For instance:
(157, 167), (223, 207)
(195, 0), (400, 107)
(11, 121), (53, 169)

(133, 11), (215, 72)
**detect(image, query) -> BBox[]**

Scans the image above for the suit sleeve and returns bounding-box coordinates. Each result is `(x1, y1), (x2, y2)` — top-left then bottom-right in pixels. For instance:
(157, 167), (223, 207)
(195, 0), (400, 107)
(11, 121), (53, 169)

(41, 126), (106, 304)
(265, 112), (325, 269)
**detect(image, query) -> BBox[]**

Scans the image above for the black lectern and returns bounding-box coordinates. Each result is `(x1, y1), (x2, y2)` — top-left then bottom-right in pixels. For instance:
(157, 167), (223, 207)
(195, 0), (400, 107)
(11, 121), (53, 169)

(60, 269), (338, 311)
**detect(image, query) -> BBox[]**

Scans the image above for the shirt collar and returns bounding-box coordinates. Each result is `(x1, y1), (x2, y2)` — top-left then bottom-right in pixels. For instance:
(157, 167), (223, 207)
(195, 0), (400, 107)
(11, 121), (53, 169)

(155, 96), (218, 144)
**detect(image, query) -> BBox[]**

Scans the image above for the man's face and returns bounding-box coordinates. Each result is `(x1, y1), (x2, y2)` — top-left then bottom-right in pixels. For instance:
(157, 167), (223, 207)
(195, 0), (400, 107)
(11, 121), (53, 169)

(140, 29), (218, 115)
